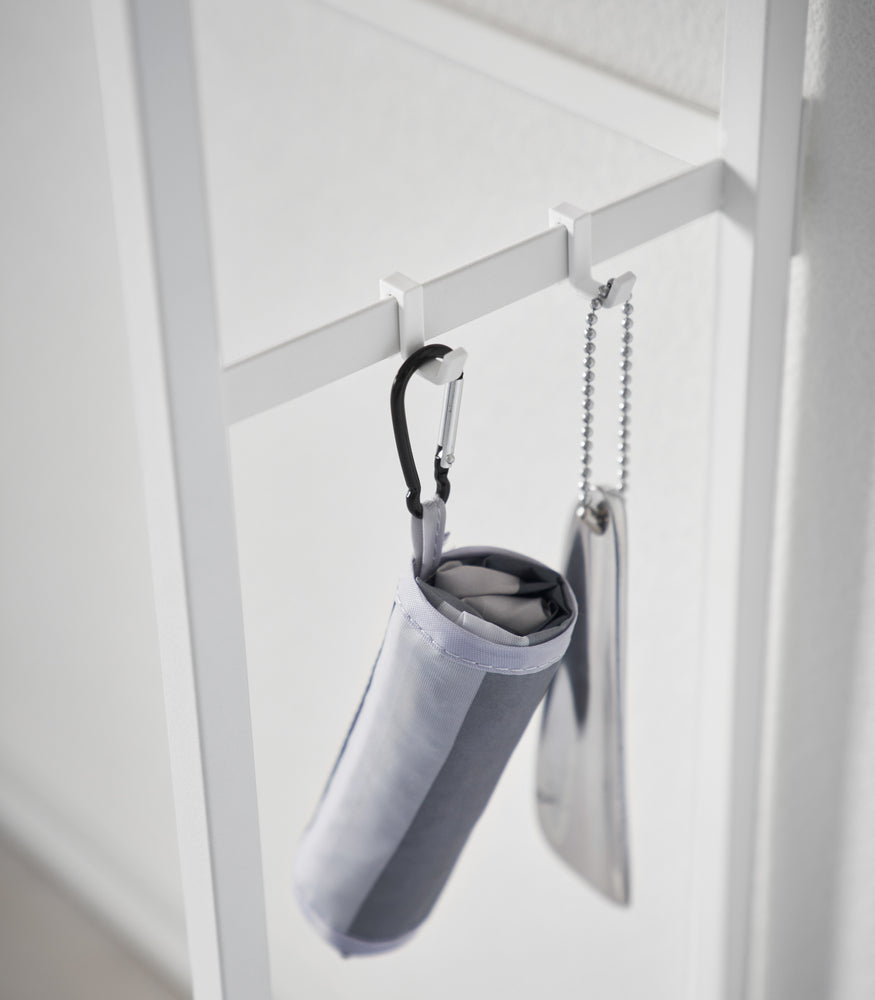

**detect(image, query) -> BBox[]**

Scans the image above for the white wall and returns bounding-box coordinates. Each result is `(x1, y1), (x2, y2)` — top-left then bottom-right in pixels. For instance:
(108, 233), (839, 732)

(0, 1), (872, 999)
(0, 0), (187, 983)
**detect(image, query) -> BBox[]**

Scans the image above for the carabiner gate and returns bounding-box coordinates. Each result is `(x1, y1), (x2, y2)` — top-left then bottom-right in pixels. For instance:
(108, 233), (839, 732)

(391, 344), (464, 518)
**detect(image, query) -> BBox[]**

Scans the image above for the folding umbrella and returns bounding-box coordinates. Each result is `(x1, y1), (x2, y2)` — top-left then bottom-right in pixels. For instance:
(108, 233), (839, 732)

(294, 344), (578, 955)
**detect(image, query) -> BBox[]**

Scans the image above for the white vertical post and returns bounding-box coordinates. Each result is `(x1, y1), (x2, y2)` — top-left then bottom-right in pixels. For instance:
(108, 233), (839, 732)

(90, 1), (271, 997)
(690, 1), (808, 999)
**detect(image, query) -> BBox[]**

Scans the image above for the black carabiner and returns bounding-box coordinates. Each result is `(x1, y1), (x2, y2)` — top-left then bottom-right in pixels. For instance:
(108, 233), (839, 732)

(391, 344), (462, 518)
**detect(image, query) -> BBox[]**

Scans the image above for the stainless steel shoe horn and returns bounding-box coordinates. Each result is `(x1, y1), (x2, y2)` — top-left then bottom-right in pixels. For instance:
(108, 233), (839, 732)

(536, 278), (635, 904)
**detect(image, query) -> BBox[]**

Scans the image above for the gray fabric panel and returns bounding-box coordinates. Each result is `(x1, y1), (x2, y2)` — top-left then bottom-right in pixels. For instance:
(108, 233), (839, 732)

(293, 604), (485, 933)
(460, 593), (555, 633)
(420, 580), (545, 640)
(345, 663), (560, 943)
(411, 499), (446, 579)
(429, 595), (572, 648)
(434, 563), (522, 596)
(418, 548), (575, 639)
(438, 603), (530, 647)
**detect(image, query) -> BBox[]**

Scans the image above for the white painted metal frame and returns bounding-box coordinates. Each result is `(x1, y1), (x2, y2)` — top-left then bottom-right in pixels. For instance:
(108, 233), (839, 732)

(691, 3), (810, 998)
(91, 0), (808, 997)
(91, 2), (270, 997)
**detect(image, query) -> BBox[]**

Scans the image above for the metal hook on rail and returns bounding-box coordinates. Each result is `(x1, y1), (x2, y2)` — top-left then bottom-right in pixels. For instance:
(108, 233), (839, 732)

(550, 204), (636, 306)
(381, 272), (467, 383)
(391, 344), (464, 518)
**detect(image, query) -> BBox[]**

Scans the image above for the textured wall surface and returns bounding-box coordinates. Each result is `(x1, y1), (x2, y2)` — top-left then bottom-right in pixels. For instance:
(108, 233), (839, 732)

(432, 0), (726, 110)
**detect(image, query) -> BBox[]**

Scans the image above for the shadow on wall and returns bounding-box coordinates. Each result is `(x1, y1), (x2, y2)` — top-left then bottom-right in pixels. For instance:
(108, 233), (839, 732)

(763, 0), (875, 997)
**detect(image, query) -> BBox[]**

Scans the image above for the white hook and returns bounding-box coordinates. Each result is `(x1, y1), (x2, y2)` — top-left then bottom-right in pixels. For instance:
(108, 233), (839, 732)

(380, 272), (467, 384)
(549, 203), (636, 307)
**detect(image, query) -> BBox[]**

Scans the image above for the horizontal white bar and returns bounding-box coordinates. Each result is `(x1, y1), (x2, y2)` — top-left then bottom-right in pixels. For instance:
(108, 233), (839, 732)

(223, 160), (724, 424)
(422, 228), (567, 340)
(317, 0), (719, 165)
(591, 159), (725, 260)
(222, 299), (399, 425)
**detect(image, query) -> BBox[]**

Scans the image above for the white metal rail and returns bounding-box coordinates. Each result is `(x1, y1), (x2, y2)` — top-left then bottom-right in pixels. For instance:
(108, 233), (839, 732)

(90, 0), (809, 997)
(224, 160), (724, 423)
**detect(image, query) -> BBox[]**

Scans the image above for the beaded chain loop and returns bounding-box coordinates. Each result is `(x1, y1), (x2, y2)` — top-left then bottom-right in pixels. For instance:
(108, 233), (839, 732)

(576, 282), (633, 520)
(618, 298), (633, 493)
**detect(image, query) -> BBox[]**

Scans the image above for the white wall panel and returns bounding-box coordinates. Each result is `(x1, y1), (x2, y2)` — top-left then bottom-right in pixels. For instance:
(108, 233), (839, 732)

(433, 0), (726, 111)
(0, 0), (187, 983)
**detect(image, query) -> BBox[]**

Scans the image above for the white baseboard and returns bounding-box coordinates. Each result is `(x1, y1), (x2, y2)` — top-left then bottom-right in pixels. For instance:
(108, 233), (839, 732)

(0, 766), (191, 994)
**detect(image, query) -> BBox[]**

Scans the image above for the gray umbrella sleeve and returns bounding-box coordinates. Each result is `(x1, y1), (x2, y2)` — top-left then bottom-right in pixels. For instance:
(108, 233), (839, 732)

(294, 500), (577, 956)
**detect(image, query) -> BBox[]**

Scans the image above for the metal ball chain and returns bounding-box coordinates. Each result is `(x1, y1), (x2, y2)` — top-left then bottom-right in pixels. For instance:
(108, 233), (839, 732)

(576, 283), (633, 520)
(577, 284), (608, 518)
(618, 297), (633, 494)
